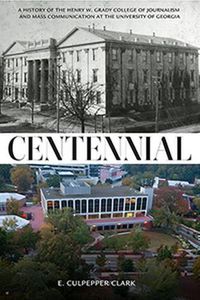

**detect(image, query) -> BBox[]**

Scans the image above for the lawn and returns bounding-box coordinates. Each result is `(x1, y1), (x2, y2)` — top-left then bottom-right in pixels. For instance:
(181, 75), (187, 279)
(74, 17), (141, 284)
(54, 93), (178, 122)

(103, 230), (179, 252)
(143, 231), (179, 251)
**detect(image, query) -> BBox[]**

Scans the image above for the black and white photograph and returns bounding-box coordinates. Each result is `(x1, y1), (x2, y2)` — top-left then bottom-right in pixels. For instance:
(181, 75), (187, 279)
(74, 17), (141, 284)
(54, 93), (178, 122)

(0, 0), (200, 133)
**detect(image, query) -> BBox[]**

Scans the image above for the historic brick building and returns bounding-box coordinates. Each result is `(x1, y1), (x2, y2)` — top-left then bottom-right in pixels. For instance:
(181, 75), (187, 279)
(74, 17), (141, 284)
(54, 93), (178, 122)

(2, 26), (199, 115)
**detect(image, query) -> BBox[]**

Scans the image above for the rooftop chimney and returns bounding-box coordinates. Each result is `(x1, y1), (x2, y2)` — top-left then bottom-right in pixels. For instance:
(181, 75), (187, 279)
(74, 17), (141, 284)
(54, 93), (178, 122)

(130, 29), (132, 35)
(92, 23), (95, 31)
(103, 26), (106, 31)
(153, 32), (155, 37)
(88, 25), (91, 31)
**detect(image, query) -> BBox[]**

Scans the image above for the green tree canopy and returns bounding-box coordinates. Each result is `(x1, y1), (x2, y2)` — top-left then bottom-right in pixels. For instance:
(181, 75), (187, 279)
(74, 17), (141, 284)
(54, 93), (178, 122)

(11, 165), (34, 192)
(46, 175), (60, 188)
(6, 197), (21, 216)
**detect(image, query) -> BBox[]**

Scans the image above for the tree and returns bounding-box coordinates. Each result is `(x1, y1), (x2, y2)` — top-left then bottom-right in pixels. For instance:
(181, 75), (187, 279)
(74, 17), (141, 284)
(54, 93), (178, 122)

(129, 228), (149, 253)
(137, 259), (178, 300)
(2, 217), (18, 231)
(0, 165), (12, 183)
(11, 165), (34, 192)
(117, 255), (134, 272)
(154, 187), (189, 216)
(46, 208), (91, 245)
(12, 258), (65, 300)
(157, 245), (172, 262)
(122, 176), (132, 186)
(193, 256), (200, 279)
(0, 175), (5, 191)
(6, 197), (21, 215)
(13, 226), (39, 252)
(0, 228), (8, 257)
(104, 236), (124, 252)
(96, 251), (107, 268)
(46, 174), (60, 188)
(151, 208), (179, 231)
(193, 197), (200, 210)
(60, 69), (104, 133)
(37, 209), (91, 277)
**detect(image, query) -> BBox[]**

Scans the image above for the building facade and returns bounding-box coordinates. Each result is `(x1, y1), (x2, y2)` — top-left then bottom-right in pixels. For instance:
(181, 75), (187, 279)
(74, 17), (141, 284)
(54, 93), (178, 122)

(40, 180), (151, 230)
(2, 26), (199, 115)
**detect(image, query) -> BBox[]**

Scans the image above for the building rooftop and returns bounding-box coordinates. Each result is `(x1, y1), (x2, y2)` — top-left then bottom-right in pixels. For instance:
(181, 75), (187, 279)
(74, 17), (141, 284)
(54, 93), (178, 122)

(0, 215), (29, 230)
(0, 193), (25, 203)
(41, 185), (147, 200)
(81, 27), (198, 49)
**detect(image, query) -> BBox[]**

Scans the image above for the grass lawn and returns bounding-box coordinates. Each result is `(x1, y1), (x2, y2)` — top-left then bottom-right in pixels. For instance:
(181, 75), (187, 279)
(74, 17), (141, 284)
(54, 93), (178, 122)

(103, 230), (179, 252)
(143, 231), (179, 252)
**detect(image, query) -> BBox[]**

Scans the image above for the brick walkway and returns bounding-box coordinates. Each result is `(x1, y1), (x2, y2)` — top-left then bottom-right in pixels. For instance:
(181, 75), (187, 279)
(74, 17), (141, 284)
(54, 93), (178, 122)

(22, 204), (44, 231)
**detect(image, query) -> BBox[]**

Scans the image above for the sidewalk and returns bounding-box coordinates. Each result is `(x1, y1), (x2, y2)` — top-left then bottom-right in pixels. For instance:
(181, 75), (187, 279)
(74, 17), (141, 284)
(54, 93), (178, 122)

(0, 102), (103, 133)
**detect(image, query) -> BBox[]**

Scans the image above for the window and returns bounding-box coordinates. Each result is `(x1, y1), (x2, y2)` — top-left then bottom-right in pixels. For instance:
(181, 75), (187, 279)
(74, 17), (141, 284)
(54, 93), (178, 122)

(128, 49), (133, 62)
(142, 198), (147, 210)
(191, 87), (195, 97)
(76, 69), (81, 83)
(88, 199), (94, 213)
(101, 199), (106, 212)
(143, 69), (148, 84)
(24, 72), (27, 83)
(95, 199), (99, 212)
(92, 49), (97, 61)
(96, 91), (101, 104)
(170, 87), (173, 99)
(168, 52), (172, 63)
(62, 70), (66, 83)
(157, 70), (162, 80)
(125, 198), (130, 211)
(7, 59), (10, 68)
(62, 52), (66, 63)
(81, 200), (87, 213)
(190, 54), (194, 64)
(143, 50), (148, 63)
(16, 58), (18, 67)
(180, 70), (184, 81)
(54, 201), (59, 209)
(112, 48), (117, 61)
(62, 200), (67, 208)
(15, 73), (18, 83)
(68, 200), (73, 209)
(24, 57), (27, 66)
(76, 50), (81, 62)
(93, 69), (98, 82)
(169, 70), (173, 82)
(7, 73), (10, 83)
(113, 198), (118, 211)
(131, 199), (135, 211)
(112, 69), (119, 85)
(180, 53), (184, 63)
(119, 198), (124, 211)
(191, 70), (194, 82)
(136, 198), (141, 210)
(128, 69), (134, 83)
(106, 198), (112, 212)
(144, 88), (148, 103)
(75, 200), (80, 213)
(156, 51), (161, 62)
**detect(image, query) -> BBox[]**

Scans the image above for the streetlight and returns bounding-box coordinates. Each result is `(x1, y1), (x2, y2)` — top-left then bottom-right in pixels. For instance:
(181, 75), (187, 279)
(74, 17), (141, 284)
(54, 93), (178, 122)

(56, 54), (62, 133)
(152, 76), (161, 133)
